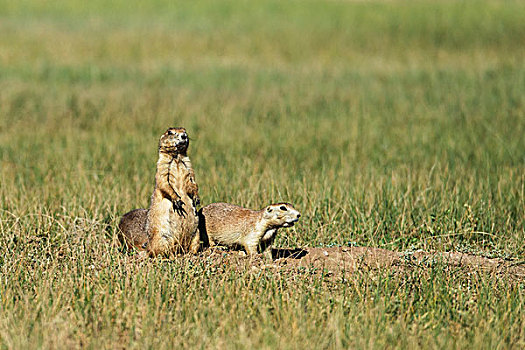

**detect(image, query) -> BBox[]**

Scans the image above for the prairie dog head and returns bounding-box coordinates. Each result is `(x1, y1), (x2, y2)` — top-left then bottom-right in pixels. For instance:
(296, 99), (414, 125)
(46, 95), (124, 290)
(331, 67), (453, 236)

(262, 203), (301, 228)
(158, 127), (189, 154)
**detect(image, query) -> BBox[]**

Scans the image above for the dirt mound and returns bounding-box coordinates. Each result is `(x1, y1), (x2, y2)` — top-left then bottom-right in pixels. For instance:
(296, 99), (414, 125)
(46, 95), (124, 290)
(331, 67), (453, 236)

(197, 247), (525, 281)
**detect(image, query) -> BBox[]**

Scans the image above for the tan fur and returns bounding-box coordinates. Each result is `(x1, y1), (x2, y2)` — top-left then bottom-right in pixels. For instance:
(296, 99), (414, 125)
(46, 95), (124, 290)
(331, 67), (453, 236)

(198, 202), (301, 255)
(143, 127), (200, 256)
(118, 208), (148, 250)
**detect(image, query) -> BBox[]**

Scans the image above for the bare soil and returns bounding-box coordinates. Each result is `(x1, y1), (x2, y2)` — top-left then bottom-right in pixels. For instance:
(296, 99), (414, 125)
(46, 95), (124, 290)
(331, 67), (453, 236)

(194, 247), (525, 281)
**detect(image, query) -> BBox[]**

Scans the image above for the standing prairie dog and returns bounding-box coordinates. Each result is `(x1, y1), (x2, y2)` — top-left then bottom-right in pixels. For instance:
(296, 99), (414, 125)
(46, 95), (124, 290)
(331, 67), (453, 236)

(198, 202), (301, 255)
(145, 127), (200, 256)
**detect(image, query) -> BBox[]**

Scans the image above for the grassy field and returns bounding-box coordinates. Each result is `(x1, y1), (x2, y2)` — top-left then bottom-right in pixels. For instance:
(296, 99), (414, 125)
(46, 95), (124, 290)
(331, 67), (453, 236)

(0, 0), (524, 348)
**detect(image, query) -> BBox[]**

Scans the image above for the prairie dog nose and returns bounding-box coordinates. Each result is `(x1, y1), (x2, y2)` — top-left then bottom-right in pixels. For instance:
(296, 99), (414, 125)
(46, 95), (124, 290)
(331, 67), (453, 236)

(297, 213), (301, 218)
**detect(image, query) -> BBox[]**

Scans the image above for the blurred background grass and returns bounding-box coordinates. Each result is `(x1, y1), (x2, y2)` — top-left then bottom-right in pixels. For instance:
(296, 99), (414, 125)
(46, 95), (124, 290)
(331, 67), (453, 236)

(0, 0), (524, 348)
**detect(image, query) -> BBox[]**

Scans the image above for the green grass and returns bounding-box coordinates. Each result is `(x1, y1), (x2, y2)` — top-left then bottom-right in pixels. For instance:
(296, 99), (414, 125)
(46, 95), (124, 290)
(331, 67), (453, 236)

(0, 0), (524, 348)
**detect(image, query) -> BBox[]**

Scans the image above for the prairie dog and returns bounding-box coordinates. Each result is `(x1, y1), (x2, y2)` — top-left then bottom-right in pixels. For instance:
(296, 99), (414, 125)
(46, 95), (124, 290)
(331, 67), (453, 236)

(198, 202), (301, 255)
(118, 208), (148, 250)
(145, 127), (200, 256)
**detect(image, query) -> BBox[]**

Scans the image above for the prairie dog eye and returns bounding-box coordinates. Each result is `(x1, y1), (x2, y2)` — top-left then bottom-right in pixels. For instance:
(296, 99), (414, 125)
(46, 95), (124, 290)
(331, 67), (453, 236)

(280, 205), (287, 211)
(167, 130), (175, 135)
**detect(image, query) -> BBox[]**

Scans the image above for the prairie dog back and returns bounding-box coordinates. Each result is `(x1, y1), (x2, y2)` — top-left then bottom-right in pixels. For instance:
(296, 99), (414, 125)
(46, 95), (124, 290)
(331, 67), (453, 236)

(199, 203), (260, 246)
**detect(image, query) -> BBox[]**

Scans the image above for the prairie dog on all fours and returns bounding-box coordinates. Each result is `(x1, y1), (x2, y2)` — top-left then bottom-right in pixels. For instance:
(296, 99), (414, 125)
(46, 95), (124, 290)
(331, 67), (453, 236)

(146, 127), (200, 256)
(198, 202), (301, 255)
(118, 208), (148, 250)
